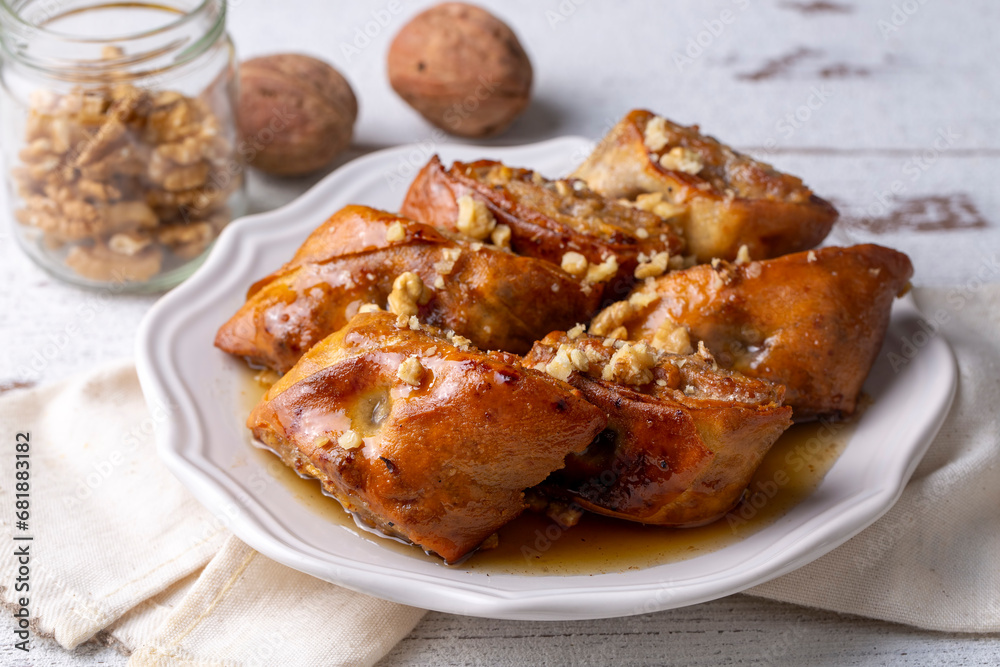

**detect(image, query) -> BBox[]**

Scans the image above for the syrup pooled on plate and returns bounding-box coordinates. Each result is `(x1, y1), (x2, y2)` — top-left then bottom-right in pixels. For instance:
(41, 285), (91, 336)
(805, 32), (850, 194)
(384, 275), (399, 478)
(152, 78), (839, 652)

(239, 368), (855, 575)
(471, 418), (854, 575)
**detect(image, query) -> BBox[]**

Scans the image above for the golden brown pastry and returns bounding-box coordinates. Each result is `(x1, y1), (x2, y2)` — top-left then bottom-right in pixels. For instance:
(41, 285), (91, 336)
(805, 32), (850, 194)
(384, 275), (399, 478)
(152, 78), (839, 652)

(215, 205), (601, 373)
(571, 109), (838, 263)
(590, 244), (914, 419)
(524, 331), (792, 526)
(400, 156), (684, 302)
(249, 311), (607, 563)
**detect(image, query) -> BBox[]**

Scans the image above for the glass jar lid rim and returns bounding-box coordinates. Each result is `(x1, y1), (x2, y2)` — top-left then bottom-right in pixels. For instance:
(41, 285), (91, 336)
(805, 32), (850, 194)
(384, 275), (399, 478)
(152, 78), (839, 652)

(0, 1), (227, 80)
(0, 0), (217, 43)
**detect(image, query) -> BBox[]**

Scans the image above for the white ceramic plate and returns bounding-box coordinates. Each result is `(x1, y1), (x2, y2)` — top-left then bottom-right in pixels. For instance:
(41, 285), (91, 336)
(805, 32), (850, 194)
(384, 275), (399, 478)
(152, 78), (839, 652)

(135, 137), (956, 621)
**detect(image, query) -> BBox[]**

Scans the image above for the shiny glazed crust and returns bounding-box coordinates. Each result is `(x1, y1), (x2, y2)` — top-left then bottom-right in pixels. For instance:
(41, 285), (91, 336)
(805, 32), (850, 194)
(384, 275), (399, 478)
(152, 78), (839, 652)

(523, 333), (791, 526)
(400, 155), (684, 302)
(214, 205), (601, 372)
(590, 244), (914, 419)
(248, 311), (607, 563)
(571, 109), (838, 263)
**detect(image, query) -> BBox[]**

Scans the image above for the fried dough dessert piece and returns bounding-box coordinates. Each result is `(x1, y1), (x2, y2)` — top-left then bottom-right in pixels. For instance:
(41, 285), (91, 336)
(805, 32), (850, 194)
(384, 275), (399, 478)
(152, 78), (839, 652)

(249, 311), (607, 563)
(590, 244), (914, 419)
(401, 156), (685, 302)
(571, 109), (838, 263)
(524, 332), (792, 526)
(215, 205), (601, 373)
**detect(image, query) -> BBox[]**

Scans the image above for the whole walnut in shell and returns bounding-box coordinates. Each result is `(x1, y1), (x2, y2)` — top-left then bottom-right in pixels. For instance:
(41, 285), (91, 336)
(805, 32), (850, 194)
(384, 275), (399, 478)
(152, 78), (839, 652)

(238, 54), (358, 176)
(387, 3), (533, 138)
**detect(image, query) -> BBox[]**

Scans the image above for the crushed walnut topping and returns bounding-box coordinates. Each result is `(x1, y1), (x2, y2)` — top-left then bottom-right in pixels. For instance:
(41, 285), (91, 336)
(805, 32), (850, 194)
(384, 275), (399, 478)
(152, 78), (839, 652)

(650, 317), (693, 355)
(591, 291), (656, 337)
(634, 251), (670, 279)
(659, 146), (704, 175)
(696, 340), (718, 372)
(807, 250), (818, 263)
(602, 342), (656, 386)
(337, 430), (363, 450)
(585, 255), (618, 284)
(581, 345), (607, 367)
(433, 247), (462, 276)
(628, 291), (658, 309)
(490, 223), (511, 250)
(394, 313), (426, 331)
(387, 272), (427, 318)
(590, 299), (631, 336)
(543, 344), (590, 382)
(561, 251), (588, 277)
(607, 326), (628, 341)
(396, 355), (424, 386)
(709, 260), (735, 291)
(735, 244), (751, 265)
(446, 331), (472, 350)
(455, 194), (496, 241)
(358, 303), (382, 314)
(385, 221), (406, 242)
(624, 191), (686, 221)
(643, 115), (669, 152)
(567, 323), (586, 339)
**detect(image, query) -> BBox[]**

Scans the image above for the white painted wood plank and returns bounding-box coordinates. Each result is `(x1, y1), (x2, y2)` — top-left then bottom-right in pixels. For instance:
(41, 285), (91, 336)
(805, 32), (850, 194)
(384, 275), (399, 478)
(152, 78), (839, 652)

(381, 596), (1000, 666)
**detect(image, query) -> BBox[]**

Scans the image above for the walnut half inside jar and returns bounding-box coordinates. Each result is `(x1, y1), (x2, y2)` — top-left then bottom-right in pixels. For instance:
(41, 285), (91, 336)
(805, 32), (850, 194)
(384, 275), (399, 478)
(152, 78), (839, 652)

(1, 0), (244, 290)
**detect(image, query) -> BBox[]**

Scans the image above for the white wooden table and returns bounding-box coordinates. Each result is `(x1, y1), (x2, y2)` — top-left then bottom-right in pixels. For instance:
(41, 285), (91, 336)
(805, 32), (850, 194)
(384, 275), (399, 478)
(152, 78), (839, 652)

(3, 1), (999, 664)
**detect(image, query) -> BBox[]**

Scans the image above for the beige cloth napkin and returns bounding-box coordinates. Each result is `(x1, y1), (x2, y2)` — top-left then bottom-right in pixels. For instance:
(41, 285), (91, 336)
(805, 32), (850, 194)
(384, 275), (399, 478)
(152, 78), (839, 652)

(0, 286), (997, 665)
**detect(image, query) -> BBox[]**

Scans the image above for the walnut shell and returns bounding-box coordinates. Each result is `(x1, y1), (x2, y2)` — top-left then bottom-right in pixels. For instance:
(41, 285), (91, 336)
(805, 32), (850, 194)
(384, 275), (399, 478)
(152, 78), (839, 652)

(238, 54), (358, 176)
(387, 3), (533, 138)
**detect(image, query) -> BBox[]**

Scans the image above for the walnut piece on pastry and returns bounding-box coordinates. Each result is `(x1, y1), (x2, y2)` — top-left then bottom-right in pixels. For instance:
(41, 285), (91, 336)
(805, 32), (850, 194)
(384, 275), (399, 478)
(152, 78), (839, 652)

(249, 311), (607, 563)
(214, 205), (602, 373)
(589, 244), (914, 419)
(523, 331), (792, 527)
(571, 109), (838, 264)
(400, 156), (684, 302)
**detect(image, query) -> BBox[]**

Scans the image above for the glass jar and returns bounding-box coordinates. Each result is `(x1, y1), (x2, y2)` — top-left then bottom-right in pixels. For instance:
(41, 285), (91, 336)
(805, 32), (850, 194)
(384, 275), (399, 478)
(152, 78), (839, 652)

(0, 0), (245, 291)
